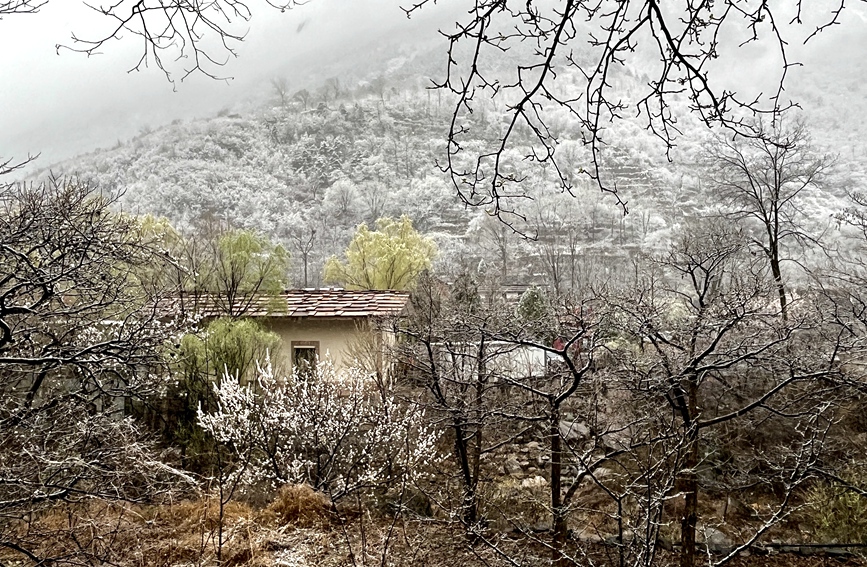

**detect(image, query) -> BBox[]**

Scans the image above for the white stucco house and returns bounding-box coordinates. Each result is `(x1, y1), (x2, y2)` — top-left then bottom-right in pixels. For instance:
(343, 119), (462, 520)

(185, 288), (409, 374)
(262, 288), (409, 373)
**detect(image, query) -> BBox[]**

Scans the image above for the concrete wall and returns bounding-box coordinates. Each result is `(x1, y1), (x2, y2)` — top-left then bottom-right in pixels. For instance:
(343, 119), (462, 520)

(262, 317), (372, 374)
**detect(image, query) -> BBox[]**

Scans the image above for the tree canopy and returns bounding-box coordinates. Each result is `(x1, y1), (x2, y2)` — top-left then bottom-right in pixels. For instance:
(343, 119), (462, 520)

(324, 216), (436, 291)
(180, 317), (281, 384)
(192, 228), (290, 317)
(705, 119), (833, 318)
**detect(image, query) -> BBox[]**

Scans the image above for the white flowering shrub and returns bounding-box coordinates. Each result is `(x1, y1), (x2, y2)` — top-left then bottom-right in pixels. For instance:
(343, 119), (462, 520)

(198, 356), (439, 499)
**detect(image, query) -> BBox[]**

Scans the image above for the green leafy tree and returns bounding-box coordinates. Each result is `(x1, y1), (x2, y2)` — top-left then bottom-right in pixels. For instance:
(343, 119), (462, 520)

(323, 215), (436, 290)
(516, 286), (555, 343)
(194, 228), (290, 317)
(180, 318), (282, 384)
(163, 318), (282, 470)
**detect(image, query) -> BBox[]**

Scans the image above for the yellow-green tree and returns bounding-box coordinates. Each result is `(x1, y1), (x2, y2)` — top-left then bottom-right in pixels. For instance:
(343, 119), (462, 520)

(324, 216), (436, 290)
(121, 217), (291, 318)
(180, 318), (282, 385)
(128, 214), (187, 294)
(197, 229), (290, 317)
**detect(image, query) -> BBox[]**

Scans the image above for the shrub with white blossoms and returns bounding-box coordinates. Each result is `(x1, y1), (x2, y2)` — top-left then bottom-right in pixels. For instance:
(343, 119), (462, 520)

(198, 356), (439, 499)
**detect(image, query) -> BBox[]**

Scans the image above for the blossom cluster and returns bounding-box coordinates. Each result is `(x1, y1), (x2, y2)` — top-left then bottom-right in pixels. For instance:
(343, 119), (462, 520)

(198, 355), (439, 499)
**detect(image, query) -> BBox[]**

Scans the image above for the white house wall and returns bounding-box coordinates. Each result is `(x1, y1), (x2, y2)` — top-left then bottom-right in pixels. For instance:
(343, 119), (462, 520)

(435, 341), (549, 380)
(263, 317), (371, 374)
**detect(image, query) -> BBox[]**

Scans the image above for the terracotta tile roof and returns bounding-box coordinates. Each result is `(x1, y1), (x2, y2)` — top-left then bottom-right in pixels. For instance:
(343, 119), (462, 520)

(169, 288), (410, 319)
(280, 289), (410, 318)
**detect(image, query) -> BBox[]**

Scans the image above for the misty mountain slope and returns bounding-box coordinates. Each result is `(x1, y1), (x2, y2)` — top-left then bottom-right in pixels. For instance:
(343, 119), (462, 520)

(35, 36), (863, 287)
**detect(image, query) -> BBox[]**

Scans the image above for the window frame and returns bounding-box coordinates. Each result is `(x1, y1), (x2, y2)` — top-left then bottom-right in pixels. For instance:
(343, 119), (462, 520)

(291, 340), (320, 374)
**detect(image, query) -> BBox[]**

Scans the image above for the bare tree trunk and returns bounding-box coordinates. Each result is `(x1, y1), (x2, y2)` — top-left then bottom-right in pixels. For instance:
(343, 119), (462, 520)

(681, 434), (698, 567)
(468, 340), (486, 525)
(680, 375), (699, 567)
(450, 412), (479, 526)
(769, 252), (788, 320)
(551, 403), (569, 566)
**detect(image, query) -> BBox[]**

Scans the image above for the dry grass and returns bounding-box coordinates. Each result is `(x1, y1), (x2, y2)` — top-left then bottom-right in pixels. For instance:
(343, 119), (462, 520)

(0, 485), (526, 567)
(0, 487), (326, 567)
(5, 483), (867, 567)
(483, 476), (551, 532)
(263, 484), (333, 528)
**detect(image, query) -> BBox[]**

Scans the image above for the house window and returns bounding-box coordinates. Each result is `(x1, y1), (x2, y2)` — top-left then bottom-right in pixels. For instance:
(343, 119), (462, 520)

(291, 341), (319, 375)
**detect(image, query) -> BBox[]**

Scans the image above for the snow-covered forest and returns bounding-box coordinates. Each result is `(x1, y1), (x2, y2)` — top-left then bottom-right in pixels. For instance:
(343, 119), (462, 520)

(30, 27), (867, 292)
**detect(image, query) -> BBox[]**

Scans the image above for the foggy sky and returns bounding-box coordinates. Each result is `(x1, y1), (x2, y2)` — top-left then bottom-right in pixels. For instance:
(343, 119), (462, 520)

(0, 0), (456, 170)
(1, 0), (864, 173)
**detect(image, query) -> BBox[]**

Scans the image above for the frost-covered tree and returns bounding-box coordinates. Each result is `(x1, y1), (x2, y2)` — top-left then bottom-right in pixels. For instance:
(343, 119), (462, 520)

(706, 118), (833, 319)
(527, 192), (587, 295)
(606, 221), (844, 567)
(322, 177), (362, 222)
(281, 210), (320, 288)
(469, 212), (516, 280)
(0, 176), (191, 565)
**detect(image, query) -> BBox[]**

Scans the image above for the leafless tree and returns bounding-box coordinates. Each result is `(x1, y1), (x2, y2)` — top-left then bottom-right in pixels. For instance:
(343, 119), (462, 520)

(179, 220), (290, 318)
(0, 176), (177, 402)
(607, 221), (844, 567)
(527, 194), (584, 296)
(271, 76), (290, 107)
(65, 1), (301, 84)
(0, 0), (45, 15)
(451, 286), (669, 567)
(471, 212), (516, 280)
(402, 1), (850, 220)
(0, 155), (37, 175)
(0, 175), (192, 564)
(403, 276), (657, 565)
(293, 88), (312, 111)
(496, 293), (602, 565)
(398, 272), (517, 526)
(282, 211), (318, 287)
(705, 118), (834, 319)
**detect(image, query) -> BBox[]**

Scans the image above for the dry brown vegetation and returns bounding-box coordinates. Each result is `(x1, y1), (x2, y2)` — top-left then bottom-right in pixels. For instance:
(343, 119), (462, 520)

(0, 483), (544, 567)
(4, 478), (867, 567)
